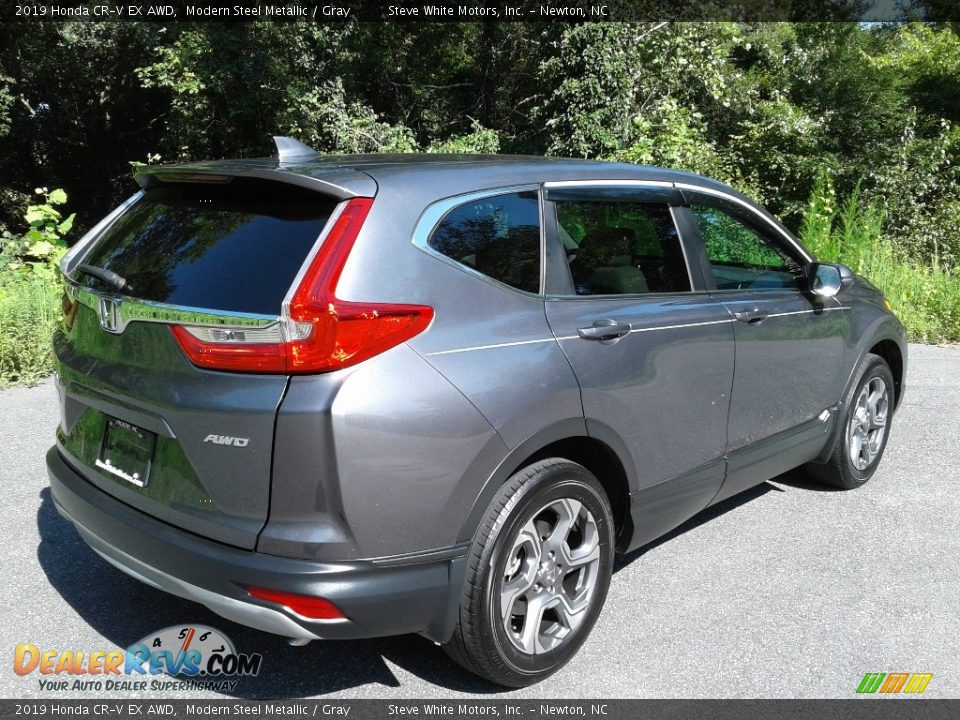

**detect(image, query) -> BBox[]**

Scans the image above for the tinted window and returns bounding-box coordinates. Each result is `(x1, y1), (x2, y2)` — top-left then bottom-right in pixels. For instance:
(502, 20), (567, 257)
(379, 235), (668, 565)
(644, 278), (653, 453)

(691, 204), (804, 290)
(556, 201), (690, 295)
(78, 180), (335, 315)
(428, 191), (541, 293)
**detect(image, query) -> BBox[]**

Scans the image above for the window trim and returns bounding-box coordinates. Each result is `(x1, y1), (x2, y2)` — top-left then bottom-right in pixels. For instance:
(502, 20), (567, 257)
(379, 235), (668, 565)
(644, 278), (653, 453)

(541, 182), (705, 300)
(676, 184), (814, 265)
(411, 185), (545, 298)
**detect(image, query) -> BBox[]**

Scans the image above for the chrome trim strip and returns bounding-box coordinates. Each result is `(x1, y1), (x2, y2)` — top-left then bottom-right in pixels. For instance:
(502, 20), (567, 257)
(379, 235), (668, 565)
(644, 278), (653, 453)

(674, 182), (814, 264)
(427, 319), (737, 356)
(765, 306), (849, 318)
(426, 306), (847, 356)
(411, 184), (544, 299)
(627, 318), (734, 334)
(66, 281), (280, 334)
(542, 179), (675, 190)
(426, 337), (561, 356)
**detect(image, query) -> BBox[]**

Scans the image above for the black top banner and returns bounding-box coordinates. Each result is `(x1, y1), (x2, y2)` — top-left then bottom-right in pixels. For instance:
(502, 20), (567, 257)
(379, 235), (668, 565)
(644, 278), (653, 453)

(2, 0), (955, 23)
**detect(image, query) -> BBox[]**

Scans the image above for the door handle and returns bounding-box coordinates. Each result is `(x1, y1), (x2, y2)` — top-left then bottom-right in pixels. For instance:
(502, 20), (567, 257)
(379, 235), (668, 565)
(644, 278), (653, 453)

(577, 319), (632, 341)
(733, 308), (768, 324)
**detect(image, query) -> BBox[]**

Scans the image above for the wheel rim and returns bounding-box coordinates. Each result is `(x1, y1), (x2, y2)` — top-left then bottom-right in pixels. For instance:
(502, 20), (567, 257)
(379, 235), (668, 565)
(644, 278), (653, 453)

(847, 376), (889, 471)
(498, 498), (602, 655)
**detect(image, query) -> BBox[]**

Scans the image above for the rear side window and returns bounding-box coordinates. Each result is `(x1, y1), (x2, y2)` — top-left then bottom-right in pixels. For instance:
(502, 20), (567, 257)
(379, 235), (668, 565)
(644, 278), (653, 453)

(555, 201), (691, 295)
(428, 191), (541, 294)
(77, 179), (336, 315)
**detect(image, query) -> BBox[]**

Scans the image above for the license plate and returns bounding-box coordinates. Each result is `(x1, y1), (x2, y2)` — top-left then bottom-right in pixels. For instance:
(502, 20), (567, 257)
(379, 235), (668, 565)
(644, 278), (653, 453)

(96, 418), (156, 488)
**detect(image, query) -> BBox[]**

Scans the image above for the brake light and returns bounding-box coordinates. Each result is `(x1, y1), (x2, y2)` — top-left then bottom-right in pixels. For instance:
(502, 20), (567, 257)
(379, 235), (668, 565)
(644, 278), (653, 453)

(247, 587), (345, 620)
(172, 197), (433, 374)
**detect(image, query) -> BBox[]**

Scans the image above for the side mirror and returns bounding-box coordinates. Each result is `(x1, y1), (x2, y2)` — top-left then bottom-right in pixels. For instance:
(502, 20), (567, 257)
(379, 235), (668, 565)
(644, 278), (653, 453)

(809, 262), (853, 298)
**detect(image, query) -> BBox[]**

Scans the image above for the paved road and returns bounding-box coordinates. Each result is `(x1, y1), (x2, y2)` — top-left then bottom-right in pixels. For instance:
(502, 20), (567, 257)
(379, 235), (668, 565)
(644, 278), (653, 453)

(1, 344), (958, 699)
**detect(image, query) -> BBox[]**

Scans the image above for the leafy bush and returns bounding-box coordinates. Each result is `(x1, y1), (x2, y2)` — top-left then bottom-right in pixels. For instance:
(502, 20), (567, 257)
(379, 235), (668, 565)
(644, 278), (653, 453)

(801, 173), (960, 344)
(428, 122), (501, 154)
(0, 188), (73, 386)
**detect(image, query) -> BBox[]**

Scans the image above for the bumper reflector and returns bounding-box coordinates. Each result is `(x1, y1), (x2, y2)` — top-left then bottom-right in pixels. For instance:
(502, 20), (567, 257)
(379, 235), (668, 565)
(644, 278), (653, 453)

(247, 586), (346, 620)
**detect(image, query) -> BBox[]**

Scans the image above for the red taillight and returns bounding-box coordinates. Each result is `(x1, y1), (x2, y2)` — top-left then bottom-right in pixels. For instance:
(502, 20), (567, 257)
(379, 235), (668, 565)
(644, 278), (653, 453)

(171, 197), (433, 374)
(247, 587), (345, 620)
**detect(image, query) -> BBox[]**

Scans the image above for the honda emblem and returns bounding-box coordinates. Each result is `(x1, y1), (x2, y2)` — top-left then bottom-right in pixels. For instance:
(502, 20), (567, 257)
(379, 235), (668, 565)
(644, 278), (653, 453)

(98, 296), (122, 334)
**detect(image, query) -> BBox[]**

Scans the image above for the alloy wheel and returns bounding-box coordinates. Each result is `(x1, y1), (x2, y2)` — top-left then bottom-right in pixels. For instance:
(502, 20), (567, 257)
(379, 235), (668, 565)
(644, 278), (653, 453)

(847, 376), (889, 471)
(498, 498), (602, 655)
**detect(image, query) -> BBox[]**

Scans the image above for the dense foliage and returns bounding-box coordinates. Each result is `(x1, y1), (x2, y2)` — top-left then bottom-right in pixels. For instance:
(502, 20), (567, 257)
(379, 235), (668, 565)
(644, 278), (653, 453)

(0, 189), (72, 385)
(0, 21), (958, 385)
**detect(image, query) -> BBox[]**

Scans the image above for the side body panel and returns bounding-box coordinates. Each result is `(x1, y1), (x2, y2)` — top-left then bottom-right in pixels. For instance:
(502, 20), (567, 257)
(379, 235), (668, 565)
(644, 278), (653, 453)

(718, 293), (850, 452)
(537, 184), (736, 550)
(674, 195), (852, 502)
(262, 343), (506, 561)
(346, 174), (584, 452)
(265, 175), (582, 560)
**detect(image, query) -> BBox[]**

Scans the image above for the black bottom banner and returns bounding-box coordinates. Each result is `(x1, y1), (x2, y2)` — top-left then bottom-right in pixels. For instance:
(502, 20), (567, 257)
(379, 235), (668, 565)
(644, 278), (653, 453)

(2, 700), (958, 720)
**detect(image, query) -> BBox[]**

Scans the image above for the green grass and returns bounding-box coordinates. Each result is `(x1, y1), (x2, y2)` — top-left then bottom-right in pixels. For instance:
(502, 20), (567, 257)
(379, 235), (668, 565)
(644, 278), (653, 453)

(0, 275), (61, 387)
(856, 249), (960, 344)
(801, 180), (960, 345)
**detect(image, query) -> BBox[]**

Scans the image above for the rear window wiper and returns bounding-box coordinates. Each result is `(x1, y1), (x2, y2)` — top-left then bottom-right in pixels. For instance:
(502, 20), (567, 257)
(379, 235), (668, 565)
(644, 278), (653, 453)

(76, 263), (132, 293)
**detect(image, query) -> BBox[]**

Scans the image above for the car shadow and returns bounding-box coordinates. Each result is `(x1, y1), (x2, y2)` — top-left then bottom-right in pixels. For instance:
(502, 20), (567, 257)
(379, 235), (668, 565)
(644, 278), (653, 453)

(613, 466), (830, 571)
(37, 467), (831, 696)
(35, 488), (500, 698)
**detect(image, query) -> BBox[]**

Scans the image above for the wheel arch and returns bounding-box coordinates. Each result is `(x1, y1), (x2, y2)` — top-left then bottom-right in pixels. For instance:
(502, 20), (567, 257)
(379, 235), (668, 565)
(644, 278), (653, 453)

(869, 338), (904, 408)
(812, 325), (906, 464)
(457, 418), (635, 551)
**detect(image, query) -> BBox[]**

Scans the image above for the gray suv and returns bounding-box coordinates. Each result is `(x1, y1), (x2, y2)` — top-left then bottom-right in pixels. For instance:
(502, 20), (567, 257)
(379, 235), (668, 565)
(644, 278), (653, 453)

(47, 139), (906, 686)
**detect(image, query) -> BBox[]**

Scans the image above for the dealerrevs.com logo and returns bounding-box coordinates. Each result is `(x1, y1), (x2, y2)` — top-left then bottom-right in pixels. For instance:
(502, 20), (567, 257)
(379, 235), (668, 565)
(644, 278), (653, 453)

(14, 625), (263, 693)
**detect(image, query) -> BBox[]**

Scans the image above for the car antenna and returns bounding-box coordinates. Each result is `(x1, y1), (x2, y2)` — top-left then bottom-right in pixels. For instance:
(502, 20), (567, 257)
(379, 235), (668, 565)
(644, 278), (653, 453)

(272, 136), (319, 163)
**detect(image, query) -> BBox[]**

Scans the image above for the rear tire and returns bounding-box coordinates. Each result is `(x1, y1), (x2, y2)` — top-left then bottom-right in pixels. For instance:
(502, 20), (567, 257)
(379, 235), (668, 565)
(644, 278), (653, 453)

(443, 458), (614, 687)
(806, 353), (895, 489)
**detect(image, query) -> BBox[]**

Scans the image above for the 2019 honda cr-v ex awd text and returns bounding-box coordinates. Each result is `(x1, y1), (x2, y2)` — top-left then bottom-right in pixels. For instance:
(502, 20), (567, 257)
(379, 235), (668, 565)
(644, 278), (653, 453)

(47, 137), (906, 686)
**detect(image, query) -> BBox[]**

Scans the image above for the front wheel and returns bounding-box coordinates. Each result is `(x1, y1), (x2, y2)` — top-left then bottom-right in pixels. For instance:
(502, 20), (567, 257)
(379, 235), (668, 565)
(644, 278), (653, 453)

(443, 459), (614, 687)
(806, 353), (895, 489)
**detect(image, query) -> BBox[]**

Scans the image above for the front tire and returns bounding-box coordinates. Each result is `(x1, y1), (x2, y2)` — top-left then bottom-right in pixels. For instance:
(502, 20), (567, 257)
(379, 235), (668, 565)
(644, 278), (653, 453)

(443, 459), (614, 687)
(806, 353), (895, 489)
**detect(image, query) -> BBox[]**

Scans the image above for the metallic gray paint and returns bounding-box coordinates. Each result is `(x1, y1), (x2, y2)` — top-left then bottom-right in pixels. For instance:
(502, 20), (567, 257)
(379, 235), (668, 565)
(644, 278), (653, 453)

(48, 154), (908, 643)
(53, 310), (286, 549)
(546, 295), (735, 491)
(49, 448), (463, 642)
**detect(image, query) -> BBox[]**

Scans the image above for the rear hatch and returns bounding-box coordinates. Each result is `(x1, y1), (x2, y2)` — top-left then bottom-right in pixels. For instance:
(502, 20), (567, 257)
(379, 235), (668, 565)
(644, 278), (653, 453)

(55, 177), (338, 549)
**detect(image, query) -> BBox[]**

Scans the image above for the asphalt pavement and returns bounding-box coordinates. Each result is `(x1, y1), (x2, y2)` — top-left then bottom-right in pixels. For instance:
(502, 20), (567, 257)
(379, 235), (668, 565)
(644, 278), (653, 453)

(1, 343), (957, 699)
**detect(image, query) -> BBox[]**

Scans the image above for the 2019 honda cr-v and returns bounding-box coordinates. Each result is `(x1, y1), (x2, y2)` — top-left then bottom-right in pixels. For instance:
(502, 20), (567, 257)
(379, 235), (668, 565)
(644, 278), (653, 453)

(48, 137), (906, 686)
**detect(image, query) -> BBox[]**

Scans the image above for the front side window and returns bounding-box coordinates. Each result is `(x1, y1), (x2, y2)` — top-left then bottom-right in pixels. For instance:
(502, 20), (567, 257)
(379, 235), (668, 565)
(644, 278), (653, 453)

(428, 191), (541, 293)
(555, 201), (691, 296)
(690, 203), (804, 290)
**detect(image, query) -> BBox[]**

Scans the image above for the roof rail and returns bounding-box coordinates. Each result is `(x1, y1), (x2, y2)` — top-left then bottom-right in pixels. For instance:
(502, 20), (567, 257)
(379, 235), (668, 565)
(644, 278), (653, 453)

(273, 136), (319, 163)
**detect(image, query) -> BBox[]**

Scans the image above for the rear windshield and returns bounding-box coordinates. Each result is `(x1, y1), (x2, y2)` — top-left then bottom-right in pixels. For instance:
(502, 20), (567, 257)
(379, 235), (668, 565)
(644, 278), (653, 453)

(77, 179), (336, 315)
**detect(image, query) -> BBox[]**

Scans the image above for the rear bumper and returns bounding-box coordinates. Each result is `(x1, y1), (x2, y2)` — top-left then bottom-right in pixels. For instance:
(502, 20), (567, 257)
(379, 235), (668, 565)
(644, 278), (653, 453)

(47, 447), (466, 643)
